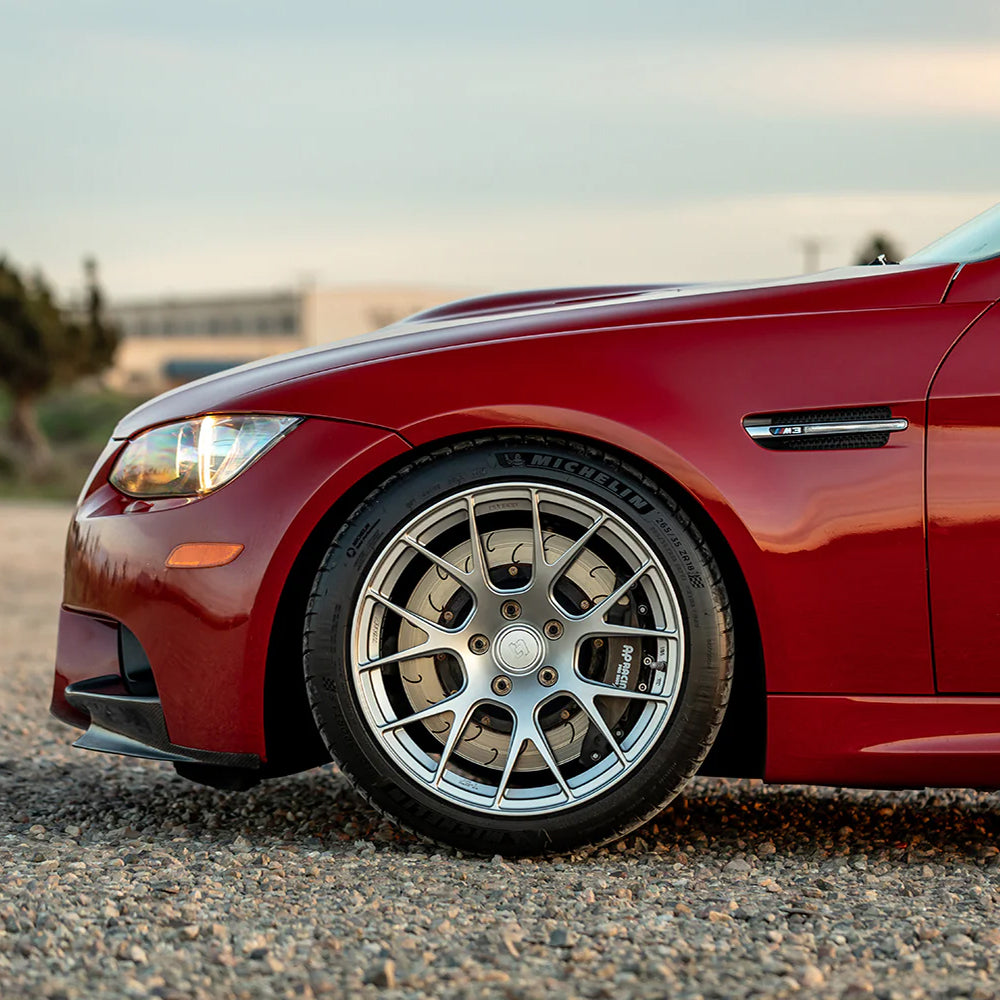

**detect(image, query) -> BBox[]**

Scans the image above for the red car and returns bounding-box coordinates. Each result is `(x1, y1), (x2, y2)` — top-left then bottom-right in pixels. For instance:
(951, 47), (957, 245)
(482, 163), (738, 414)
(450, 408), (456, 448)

(52, 203), (1000, 855)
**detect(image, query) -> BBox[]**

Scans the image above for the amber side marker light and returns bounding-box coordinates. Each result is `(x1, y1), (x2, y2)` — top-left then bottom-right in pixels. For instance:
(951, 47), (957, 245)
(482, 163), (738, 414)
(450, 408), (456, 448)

(166, 543), (244, 569)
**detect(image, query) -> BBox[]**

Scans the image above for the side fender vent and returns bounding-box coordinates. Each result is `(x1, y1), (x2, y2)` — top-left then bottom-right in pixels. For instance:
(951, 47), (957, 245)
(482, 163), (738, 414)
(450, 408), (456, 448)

(743, 406), (907, 451)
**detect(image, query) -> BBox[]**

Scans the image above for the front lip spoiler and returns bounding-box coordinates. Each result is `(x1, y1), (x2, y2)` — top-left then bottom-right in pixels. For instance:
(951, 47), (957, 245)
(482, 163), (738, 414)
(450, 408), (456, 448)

(64, 676), (260, 769)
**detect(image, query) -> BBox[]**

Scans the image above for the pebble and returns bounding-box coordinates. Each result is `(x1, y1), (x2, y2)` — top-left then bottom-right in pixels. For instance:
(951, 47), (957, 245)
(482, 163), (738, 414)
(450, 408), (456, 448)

(3, 503), (1000, 999)
(364, 959), (397, 988)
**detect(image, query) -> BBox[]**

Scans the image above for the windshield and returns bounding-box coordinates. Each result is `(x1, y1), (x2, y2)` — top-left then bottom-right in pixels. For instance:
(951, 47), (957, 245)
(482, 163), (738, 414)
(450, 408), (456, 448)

(903, 202), (1000, 266)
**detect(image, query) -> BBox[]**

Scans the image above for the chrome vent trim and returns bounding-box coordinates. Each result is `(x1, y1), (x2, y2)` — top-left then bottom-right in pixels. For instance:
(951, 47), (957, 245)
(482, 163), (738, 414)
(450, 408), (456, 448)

(743, 407), (908, 451)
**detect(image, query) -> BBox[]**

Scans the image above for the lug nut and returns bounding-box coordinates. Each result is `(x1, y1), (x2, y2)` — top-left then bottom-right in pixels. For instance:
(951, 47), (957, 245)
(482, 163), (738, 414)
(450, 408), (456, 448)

(579, 599), (591, 611)
(544, 620), (564, 640)
(507, 565), (519, 577)
(538, 666), (558, 687)
(501, 600), (521, 620)
(442, 610), (455, 623)
(491, 676), (512, 696)
(469, 634), (490, 655)
(593, 638), (604, 649)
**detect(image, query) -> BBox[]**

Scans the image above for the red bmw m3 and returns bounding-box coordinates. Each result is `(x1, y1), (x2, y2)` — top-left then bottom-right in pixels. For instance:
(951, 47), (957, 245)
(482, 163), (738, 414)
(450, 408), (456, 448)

(52, 203), (1000, 855)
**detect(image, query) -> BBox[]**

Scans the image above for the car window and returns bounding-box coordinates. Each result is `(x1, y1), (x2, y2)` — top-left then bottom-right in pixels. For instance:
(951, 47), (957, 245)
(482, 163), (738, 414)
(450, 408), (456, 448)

(904, 202), (1000, 266)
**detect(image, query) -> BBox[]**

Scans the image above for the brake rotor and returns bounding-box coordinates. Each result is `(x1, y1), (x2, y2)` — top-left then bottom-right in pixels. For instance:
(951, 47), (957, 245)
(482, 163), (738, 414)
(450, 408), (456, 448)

(388, 526), (639, 773)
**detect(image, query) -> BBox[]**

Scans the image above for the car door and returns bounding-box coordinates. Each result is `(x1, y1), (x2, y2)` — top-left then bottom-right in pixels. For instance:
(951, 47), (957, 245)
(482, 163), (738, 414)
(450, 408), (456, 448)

(927, 257), (1000, 692)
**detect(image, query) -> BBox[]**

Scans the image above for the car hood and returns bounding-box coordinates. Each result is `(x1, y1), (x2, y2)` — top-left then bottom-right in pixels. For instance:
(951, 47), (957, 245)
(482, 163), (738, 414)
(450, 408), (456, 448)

(114, 263), (956, 438)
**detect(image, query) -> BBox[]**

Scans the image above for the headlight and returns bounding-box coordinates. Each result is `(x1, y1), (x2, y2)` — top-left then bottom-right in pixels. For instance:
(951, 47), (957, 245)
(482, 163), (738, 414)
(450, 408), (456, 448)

(110, 414), (301, 498)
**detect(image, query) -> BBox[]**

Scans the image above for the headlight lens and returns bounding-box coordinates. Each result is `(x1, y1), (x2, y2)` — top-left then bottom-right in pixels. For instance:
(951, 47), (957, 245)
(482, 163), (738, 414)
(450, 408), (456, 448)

(110, 414), (301, 497)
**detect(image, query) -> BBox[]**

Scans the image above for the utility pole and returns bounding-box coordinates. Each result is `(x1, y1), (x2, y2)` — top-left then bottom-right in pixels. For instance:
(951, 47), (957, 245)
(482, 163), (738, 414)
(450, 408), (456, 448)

(796, 237), (828, 273)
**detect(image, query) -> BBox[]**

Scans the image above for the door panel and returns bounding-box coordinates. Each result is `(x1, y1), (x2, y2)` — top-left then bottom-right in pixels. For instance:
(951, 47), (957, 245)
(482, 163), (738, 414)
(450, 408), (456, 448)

(928, 302), (1000, 692)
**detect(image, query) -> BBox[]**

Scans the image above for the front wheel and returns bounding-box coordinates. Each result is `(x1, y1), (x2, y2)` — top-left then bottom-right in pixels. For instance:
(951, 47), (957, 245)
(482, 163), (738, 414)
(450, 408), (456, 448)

(304, 438), (733, 855)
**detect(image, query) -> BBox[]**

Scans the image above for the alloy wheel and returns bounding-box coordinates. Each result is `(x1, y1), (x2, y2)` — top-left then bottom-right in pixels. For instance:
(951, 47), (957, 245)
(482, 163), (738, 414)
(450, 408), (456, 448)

(349, 483), (686, 815)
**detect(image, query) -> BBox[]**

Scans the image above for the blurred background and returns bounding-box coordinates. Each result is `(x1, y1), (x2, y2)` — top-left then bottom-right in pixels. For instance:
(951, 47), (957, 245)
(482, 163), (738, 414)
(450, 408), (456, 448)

(2, 0), (999, 497)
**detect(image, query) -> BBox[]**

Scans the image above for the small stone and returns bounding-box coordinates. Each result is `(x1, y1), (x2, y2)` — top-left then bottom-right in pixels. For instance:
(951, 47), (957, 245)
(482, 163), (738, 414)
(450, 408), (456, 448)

(364, 959), (397, 989)
(724, 858), (751, 873)
(841, 984), (874, 999)
(501, 933), (520, 958)
(549, 927), (578, 947)
(800, 965), (824, 988)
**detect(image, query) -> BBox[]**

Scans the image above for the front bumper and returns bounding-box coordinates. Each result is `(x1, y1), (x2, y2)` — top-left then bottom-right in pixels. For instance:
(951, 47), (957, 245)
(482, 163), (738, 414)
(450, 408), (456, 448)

(51, 417), (409, 763)
(66, 674), (260, 767)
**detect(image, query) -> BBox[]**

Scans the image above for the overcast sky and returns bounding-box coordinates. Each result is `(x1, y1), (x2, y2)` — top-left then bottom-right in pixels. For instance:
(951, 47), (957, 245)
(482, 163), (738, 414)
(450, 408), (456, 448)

(4, 1), (1000, 299)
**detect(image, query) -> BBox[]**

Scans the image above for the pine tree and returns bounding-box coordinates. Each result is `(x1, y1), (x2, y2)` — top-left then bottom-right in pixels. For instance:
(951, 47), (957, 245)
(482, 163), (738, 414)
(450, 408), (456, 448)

(854, 233), (904, 266)
(0, 256), (119, 469)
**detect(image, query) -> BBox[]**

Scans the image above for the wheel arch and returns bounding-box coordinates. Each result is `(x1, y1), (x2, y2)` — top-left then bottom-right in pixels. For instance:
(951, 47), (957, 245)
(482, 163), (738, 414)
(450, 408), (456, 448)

(262, 425), (766, 781)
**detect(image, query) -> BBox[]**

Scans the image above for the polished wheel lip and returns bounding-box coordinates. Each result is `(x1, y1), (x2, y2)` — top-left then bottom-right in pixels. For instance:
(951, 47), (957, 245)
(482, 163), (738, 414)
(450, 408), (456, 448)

(349, 481), (686, 817)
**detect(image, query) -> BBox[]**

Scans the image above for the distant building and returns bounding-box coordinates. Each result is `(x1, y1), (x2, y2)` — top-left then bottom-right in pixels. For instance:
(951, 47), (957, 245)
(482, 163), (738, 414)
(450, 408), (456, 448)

(105, 284), (476, 391)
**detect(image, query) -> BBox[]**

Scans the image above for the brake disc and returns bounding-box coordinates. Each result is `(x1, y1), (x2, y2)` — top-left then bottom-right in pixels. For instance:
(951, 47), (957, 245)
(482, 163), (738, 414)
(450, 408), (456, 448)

(391, 526), (640, 773)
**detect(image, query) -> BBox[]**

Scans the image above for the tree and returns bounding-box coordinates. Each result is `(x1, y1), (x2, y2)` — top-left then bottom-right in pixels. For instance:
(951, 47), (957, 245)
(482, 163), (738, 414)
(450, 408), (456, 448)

(854, 233), (904, 266)
(0, 256), (119, 469)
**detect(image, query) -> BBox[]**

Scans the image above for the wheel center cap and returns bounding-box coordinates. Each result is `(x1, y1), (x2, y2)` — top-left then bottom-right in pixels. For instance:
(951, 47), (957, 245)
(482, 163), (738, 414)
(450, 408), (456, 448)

(494, 624), (545, 675)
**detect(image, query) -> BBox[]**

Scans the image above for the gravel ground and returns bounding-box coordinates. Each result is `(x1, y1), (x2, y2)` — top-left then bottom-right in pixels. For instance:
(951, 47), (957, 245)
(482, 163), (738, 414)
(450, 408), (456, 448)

(3, 501), (1000, 1000)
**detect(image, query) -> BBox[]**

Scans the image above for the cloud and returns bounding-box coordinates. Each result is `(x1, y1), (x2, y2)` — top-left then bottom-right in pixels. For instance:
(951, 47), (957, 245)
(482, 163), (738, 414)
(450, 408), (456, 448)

(38, 191), (997, 299)
(438, 41), (1000, 121)
(691, 44), (1000, 120)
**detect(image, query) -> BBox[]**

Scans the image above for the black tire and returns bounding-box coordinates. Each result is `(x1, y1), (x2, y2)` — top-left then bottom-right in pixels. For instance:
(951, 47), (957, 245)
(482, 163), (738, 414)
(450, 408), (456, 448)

(303, 436), (733, 855)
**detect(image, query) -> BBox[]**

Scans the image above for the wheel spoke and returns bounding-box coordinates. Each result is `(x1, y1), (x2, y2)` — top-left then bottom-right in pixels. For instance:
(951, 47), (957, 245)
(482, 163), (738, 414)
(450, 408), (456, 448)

(536, 512), (608, 589)
(572, 693), (628, 765)
(525, 714), (573, 800)
(433, 699), (481, 785)
(403, 534), (473, 584)
(357, 641), (449, 673)
(491, 722), (523, 807)
(579, 560), (651, 619)
(379, 690), (472, 733)
(366, 590), (461, 640)
(585, 621), (680, 643)
(465, 496), (497, 595)
(529, 488), (547, 584)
